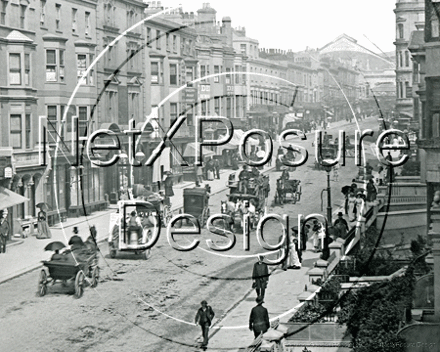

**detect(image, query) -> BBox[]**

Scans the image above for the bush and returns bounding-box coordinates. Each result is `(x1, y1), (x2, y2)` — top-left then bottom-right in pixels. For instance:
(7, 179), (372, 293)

(337, 267), (415, 352)
(289, 303), (327, 323)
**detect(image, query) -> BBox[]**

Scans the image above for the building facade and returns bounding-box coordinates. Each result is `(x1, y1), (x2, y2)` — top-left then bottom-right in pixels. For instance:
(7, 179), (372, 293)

(394, 0), (425, 127)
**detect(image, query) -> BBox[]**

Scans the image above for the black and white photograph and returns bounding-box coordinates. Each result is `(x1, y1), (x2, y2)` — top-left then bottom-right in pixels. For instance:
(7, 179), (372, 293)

(0, 0), (438, 351)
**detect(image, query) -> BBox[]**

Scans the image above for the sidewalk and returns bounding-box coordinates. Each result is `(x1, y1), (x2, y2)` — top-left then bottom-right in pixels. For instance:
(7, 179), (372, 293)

(206, 249), (321, 352)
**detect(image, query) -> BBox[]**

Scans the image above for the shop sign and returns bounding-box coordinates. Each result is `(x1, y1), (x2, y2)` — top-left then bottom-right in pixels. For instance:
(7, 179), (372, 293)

(224, 85), (234, 96)
(199, 84), (211, 100)
(184, 87), (198, 103)
(4, 167), (12, 178)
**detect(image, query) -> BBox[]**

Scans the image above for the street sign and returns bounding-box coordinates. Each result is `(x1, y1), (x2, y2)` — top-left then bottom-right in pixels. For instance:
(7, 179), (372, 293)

(224, 85), (234, 96)
(199, 84), (211, 100)
(4, 167), (12, 178)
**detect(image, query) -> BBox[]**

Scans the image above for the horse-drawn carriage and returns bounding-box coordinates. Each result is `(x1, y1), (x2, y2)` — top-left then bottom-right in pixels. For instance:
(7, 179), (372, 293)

(183, 187), (211, 227)
(221, 172), (269, 230)
(274, 178), (301, 205)
(314, 146), (338, 171)
(38, 248), (99, 298)
(108, 200), (160, 259)
(132, 184), (173, 227)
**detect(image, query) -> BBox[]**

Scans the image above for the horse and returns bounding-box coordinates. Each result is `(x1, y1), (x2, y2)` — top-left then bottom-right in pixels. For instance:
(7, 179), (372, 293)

(221, 200), (236, 215)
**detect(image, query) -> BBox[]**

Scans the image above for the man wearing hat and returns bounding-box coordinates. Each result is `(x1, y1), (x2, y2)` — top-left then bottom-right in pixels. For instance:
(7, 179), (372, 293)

(249, 296), (270, 338)
(252, 255), (269, 298)
(333, 212), (349, 239)
(195, 300), (215, 350)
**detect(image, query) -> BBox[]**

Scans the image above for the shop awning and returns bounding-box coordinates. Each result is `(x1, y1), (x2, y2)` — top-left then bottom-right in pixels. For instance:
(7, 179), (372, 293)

(183, 143), (215, 158)
(0, 187), (29, 209)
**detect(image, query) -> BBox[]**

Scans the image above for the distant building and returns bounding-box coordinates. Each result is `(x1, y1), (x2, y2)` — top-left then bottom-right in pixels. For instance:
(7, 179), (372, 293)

(394, 0), (425, 127)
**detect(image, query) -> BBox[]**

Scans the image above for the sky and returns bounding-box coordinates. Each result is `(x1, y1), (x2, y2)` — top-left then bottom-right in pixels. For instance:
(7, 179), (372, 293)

(157, 0), (396, 54)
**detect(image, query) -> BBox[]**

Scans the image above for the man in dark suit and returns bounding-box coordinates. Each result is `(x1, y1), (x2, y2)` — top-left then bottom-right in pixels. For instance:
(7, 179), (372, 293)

(195, 300), (215, 350)
(249, 296), (270, 338)
(252, 255), (269, 298)
(333, 212), (349, 239)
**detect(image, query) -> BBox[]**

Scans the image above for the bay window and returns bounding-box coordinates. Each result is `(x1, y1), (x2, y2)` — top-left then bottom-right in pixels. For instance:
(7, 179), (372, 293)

(76, 53), (94, 85)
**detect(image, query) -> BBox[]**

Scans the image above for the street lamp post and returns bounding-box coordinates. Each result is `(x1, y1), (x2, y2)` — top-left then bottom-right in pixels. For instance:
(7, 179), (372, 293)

(321, 158), (333, 260)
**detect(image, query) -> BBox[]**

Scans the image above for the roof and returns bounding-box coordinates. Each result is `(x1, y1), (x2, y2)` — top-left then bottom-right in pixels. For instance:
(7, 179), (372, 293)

(319, 33), (393, 64)
(6, 30), (33, 43)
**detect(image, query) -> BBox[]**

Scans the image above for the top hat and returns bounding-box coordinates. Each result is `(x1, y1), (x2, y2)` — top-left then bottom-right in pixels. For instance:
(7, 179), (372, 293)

(73, 226), (79, 234)
(256, 296), (264, 304)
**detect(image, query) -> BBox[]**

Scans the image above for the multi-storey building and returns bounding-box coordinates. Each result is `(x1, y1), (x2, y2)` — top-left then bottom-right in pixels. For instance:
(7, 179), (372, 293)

(394, 0), (425, 128)
(36, 0), (102, 220)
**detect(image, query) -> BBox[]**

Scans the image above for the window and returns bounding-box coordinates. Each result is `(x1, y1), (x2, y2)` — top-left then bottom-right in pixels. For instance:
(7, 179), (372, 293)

(433, 113), (440, 138)
(72, 8), (77, 33)
(156, 30), (161, 49)
(166, 33), (170, 51)
(214, 65), (219, 82)
(169, 64), (177, 85)
(186, 104), (194, 125)
(9, 53), (21, 85)
(147, 27), (151, 46)
(10, 115), (22, 149)
(20, 4), (26, 29)
(170, 103), (178, 126)
(226, 97), (232, 118)
(24, 54), (30, 85)
(46, 49), (65, 82)
(129, 92), (139, 120)
(235, 65), (240, 84)
(25, 114), (31, 149)
(405, 51), (410, 67)
(85, 12), (90, 36)
(398, 23), (404, 39)
(55, 4), (61, 30)
(406, 82), (412, 98)
(1, 0), (7, 25)
(40, 0), (46, 26)
(236, 97), (240, 117)
(200, 65), (206, 80)
(226, 68), (231, 84)
(151, 62), (159, 83)
(76, 54), (94, 85)
(47, 106), (58, 143)
(186, 66), (193, 82)
(214, 97), (220, 115)
(240, 44), (246, 55)
(78, 106), (88, 136)
(432, 14), (439, 38)
(173, 35), (177, 52)
(201, 100), (207, 116)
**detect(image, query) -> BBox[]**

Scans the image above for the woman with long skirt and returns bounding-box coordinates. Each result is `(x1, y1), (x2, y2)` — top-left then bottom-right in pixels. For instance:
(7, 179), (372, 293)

(37, 209), (52, 239)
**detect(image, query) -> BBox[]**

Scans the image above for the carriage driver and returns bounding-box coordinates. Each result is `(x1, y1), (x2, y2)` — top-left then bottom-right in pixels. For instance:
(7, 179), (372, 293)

(239, 165), (252, 193)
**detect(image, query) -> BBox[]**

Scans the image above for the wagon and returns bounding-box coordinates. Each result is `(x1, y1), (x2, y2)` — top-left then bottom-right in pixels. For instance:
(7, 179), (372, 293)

(314, 147), (338, 170)
(38, 252), (99, 298)
(274, 178), (301, 205)
(108, 200), (158, 259)
(183, 187), (210, 227)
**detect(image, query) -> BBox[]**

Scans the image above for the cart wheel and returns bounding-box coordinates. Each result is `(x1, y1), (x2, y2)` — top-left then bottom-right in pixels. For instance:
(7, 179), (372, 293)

(91, 266), (99, 288)
(110, 249), (116, 258)
(37, 269), (47, 297)
(74, 271), (85, 298)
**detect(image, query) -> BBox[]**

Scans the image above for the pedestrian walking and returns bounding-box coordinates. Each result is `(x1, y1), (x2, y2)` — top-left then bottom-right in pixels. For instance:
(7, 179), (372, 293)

(252, 255), (269, 298)
(249, 296), (270, 338)
(195, 300), (215, 350)
(36, 207), (52, 239)
(0, 209), (10, 253)
(213, 158), (220, 179)
(348, 191), (356, 221)
(289, 227), (301, 269)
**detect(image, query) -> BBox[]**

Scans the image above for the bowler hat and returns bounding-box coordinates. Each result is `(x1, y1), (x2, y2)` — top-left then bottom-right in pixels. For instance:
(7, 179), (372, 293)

(256, 296), (264, 304)
(201, 300), (207, 305)
(337, 212), (343, 216)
